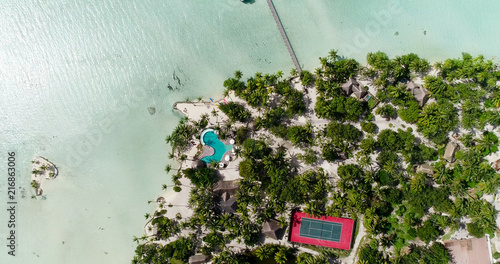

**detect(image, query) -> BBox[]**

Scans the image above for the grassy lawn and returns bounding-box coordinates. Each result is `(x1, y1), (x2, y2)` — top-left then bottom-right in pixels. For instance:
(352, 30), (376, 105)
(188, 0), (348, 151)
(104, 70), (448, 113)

(367, 96), (379, 109)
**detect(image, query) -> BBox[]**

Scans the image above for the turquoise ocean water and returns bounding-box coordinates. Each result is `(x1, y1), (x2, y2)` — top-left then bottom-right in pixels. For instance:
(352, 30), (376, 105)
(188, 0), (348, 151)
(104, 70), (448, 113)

(0, 0), (499, 263)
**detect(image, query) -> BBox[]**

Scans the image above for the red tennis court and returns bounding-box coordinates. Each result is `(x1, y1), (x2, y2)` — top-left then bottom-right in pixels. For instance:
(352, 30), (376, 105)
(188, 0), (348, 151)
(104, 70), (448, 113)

(289, 211), (354, 250)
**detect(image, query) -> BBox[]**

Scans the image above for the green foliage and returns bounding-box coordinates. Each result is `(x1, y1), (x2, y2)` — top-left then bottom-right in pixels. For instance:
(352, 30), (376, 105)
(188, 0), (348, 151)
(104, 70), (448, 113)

(242, 138), (272, 160)
(475, 131), (499, 156)
(367, 52), (430, 85)
(132, 237), (194, 264)
(398, 100), (421, 123)
(465, 200), (497, 238)
(151, 214), (181, 240)
(166, 118), (196, 152)
(416, 220), (441, 243)
(376, 104), (396, 118)
(395, 243), (451, 264)
(358, 240), (386, 263)
(321, 144), (338, 162)
(437, 53), (495, 83)
(300, 70), (314, 86)
(287, 123), (313, 146)
(417, 101), (458, 144)
(326, 121), (363, 148)
(218, 102), (252, 122)
(424, 76), (451, 98)
(235, 126), (250, 145)
(315, 94), (366, 122)
(202, 231), (225, 253)
(182, 168), (218, 187)
(361, 121), (377, 133)
(224, 72), (278, 108)
(377, 129), (399, 151)
(297, 149), (318, 165)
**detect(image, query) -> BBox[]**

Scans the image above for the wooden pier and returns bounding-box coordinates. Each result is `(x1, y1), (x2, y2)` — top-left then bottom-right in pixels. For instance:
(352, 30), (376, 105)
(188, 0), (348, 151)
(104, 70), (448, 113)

(266, 0), (302, 74)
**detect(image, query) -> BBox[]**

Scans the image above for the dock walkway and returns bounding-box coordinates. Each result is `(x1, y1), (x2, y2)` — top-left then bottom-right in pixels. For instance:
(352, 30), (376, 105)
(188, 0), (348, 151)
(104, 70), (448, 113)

(266, 0), (301, 74)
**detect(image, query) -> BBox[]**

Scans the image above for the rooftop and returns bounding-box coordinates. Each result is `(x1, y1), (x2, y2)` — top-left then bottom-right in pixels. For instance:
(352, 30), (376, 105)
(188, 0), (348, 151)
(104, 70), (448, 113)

(444, 141), (459, 162)
(262, 219), (285, 240)
(342, 78), (367, 99)
(407, 82), (429, 106)
(443, 237), (491, 264)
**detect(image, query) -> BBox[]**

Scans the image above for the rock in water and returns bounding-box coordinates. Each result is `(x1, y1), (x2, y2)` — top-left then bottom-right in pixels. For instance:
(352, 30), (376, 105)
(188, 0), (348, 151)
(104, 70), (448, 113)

(148, 107), (156, 115)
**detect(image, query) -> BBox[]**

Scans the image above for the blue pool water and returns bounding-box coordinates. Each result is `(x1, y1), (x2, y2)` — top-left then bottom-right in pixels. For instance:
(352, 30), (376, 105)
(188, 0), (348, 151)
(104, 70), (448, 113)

(201, 131), (233, 164)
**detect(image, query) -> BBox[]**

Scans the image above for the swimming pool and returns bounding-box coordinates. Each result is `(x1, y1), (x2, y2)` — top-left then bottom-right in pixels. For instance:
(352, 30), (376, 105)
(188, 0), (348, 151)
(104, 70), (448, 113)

(200, 129), (233, 164)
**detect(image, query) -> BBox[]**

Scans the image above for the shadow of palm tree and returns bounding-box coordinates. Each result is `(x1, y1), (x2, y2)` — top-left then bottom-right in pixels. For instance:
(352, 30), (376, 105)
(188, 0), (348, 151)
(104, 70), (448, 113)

(288, 152), (303, 172)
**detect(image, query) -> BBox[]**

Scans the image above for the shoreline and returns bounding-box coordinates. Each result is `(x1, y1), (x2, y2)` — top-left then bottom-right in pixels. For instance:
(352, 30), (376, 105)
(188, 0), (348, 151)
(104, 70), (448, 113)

(30, 156), (59, 196)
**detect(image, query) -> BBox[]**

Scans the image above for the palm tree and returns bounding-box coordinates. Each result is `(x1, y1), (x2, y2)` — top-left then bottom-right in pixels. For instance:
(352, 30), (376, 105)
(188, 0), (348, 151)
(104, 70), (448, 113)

(234, 70), (243, 80)
(290, 68), (298, 77)
(476, 132), (498, 154)
(276, 70), (283, 80)
(328, 49), (338, 62)
(274, 248), (288, 264)
(144, 213), (151, 220)
(314, 67), (322, 77)
(165, 164), (172, 174)
(255, 246), (272, 260)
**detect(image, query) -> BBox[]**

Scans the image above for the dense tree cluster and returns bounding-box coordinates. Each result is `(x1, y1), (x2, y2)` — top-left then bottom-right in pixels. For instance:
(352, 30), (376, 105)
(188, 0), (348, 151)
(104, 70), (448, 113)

(315, 81), (366, 122)
(165, 117), (196, 152)
(132, 236), (194, 264)
(365, 51), (430, 86)
(373, 52), (500, 144)
(218, 102), (252, 123)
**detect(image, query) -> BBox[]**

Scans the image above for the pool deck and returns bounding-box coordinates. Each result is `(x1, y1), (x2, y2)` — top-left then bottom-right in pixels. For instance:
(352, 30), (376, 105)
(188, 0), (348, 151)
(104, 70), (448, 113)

(198, 129), (234, 166)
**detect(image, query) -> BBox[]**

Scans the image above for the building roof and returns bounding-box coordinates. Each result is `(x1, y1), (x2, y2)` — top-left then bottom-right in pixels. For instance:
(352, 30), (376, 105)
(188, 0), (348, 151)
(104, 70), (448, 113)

(219, 194), (238, 214)
(188, 254), (210, 264)
(289, 211), (354, 250)
(443, 237), (491, 264)
(342, 78), (367, 99)
(191, 159), (206, 169)
(213, 180), (239, 194)
(444, 141), (459, 162)
(416, 164), (434, 175)
(263, 219), (285, 240)
(407, 82), (429, 106)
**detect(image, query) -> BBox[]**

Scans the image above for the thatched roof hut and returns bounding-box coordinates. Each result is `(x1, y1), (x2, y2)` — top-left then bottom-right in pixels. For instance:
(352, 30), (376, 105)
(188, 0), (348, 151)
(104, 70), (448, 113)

(443, 141), (459, 162)
(416, 164), (434, 175)
(262, 219), (285, 240)
(342, 78), (367, 99)
(407, 82), (429, 106)
(219, 192), (238, 214)
(188, 254), (210, 264)
(213, 180), (239, 195)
